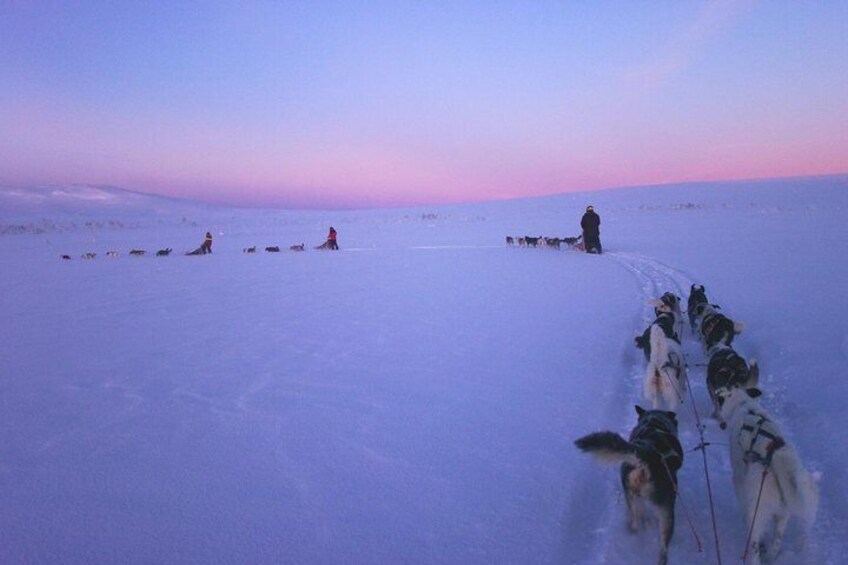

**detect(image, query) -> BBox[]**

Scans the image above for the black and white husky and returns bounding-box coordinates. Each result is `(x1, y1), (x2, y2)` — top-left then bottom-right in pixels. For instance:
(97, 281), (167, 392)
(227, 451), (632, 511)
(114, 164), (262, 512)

(648, 292), (683, 340)
(699, 304), (745, 351)
(645, 324), (687, 411)
(687, 284), (709, 332)
(575, 407), (683, 565)
(705, 344), (759, 417)
(635, 311), (678, 361)
(714, 387), (819, 565)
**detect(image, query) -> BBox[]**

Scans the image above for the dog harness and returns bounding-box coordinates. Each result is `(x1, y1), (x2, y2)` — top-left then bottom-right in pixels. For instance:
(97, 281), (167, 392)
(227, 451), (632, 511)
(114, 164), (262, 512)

(708, 348), (749, 389)
(631, 415), (684, 479)
(701, 312), (736, 348)
(739, 410), (785, 467)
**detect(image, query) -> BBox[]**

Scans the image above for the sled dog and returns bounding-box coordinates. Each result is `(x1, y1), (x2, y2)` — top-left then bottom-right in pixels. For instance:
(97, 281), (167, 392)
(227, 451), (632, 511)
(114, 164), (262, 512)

(243, 246), (256, 253)
(645, 324), (687, 411)
(687, 284), (709, 332)
(715, 387), (819, 565)
(648, 292), (683, 341)
(575, 406), (683, 565)
(290, 244), (305, 252)
(129, 249), (146, 256)
(506, 236), (514, 246)
(265, 246), (280, 253)
(156, 248), (172, 256)
(699, 305), (744, 351)
(705, 345), (758, 417)
(635, 311), (679, 361)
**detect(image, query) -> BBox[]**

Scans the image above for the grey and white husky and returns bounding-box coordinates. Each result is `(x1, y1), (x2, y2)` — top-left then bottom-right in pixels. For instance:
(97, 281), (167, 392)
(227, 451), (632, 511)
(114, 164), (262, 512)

(715, 387), (819, 565)
(575, 407), (683, 565)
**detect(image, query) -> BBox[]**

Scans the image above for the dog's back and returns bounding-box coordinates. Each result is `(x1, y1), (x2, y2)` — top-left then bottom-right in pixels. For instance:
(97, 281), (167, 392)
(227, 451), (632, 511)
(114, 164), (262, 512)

(706, 346), (758, 414)
(700, 308), (744, 350)
(645, 324), (686, 411)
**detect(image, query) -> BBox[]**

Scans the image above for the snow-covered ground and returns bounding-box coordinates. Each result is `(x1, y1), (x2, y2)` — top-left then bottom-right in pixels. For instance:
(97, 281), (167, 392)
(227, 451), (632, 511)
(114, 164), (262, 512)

(1, 176), (846, 564)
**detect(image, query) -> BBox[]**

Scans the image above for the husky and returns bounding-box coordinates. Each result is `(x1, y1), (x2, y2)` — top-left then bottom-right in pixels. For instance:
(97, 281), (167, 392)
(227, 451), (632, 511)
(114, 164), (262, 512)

(290, 243), (305, 252)
(106, 251), (119, 257)
(524, 236), (542, 248)
(699, 305), (744, 351)
(635, 311), (679, 361)
(265, 246), (280, 253)
(687, 285), (709, 332)
(705, 345), (759, 417)
(714, 387), (819, 565)
(243, 246), (256, 253)
(129, 249), (146, 256)
(61, 254), (71, 260)
(645, 324), (687, 411)
(562, 234), (583, 248)
(648, 292), (684, 341)
(575, 407), (683, 565)
(156, 248), (172, 256)
(81, 252), (97, 259)
(506, 236), (514, 246)
(543, 237), (561, 249)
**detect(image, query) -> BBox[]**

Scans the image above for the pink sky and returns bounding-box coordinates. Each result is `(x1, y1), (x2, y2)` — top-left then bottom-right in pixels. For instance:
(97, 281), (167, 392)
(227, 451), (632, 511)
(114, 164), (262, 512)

(2, 2), (846, 208)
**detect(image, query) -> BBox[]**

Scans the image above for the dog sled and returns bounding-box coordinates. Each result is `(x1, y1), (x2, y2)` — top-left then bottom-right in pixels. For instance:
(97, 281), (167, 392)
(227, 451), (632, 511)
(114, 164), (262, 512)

(314, 239), (339, 251)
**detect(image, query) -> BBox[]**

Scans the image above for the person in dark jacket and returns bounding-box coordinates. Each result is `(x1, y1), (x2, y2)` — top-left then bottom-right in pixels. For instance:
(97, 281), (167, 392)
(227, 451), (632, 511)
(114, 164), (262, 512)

(580, 206), (602, 254)
(201, 231), (213, 254)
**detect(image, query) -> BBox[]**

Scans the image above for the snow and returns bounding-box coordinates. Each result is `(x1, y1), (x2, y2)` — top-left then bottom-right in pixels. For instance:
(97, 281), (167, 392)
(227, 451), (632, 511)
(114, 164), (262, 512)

(1, 176), (847, 564)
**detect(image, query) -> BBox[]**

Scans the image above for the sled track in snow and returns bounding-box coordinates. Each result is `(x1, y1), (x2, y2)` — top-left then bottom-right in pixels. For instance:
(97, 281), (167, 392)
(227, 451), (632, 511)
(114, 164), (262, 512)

(580, 251), (729, 565)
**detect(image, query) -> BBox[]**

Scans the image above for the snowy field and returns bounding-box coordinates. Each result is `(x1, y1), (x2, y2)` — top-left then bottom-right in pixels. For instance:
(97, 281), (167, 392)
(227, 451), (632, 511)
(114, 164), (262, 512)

(1, 176), (847, 564)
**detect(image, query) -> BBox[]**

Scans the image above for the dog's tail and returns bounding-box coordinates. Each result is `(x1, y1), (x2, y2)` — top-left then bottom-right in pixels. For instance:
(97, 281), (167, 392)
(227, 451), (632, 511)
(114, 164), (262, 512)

(747, 359), (759, 387)
(772, 447), (820, 531)
(574, 431), (640, 466)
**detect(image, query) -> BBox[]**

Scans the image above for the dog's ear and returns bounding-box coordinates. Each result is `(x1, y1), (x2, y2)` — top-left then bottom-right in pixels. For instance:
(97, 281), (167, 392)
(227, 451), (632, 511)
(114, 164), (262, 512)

(746, 388), (763, 399)
(635, 405), (646, 417)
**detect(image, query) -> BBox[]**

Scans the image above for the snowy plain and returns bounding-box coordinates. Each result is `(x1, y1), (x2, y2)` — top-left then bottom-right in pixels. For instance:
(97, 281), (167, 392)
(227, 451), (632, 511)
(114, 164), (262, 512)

(1, 176), (847, 564)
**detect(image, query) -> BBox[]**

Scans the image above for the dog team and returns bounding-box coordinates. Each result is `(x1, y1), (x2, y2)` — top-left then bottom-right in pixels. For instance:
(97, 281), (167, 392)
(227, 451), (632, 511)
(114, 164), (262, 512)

(576, 285), (818, 565)
(505, 234), (583, 249)
(61, 227), (336, 259)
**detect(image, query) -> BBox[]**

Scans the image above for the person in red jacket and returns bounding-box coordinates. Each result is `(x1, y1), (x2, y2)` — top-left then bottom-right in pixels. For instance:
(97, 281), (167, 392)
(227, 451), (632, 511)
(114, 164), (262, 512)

(327, 227), (338, 250)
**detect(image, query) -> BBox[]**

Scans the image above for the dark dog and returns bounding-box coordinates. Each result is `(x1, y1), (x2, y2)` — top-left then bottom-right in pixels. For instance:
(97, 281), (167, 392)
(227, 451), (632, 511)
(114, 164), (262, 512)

(156, 248), (172, 256)
(687, 285), (709, 332)
(575, 407), (683, 565)
(243, 246), (256, 253)
(699, 305), (744, 351)
(562, 234), (583, 247)
(290, 244), (305, 252)
(506, 236), (514, 246)
(265, 246), (281, 253)
(129, 249), (146, 256)
(61, 254), (71, 260)
(81, 252), (97, 259)
(544, 237), (561, 249)
(524, 236), (541, 248)
(706, 345), (758, 417)
(106, 251), (119, 257)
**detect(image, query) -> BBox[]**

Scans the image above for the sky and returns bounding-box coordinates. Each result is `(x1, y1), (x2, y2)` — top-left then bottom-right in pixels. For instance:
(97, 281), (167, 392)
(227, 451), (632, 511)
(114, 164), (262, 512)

(1, 1), (847, 209)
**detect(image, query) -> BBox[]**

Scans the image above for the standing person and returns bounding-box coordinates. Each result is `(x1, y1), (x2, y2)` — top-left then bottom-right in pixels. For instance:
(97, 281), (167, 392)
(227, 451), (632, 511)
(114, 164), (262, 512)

(580, 206), (602, 254)
(202, 231), (213, 254)
(327, 226), (338, 250)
